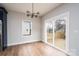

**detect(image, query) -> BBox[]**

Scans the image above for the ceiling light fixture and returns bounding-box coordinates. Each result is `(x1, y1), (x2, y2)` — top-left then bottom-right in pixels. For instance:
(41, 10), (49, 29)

(26, 3), (40, 18)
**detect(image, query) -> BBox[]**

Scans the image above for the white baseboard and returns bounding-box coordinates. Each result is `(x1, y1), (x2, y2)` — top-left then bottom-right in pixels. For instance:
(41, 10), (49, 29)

(8, 39), (41, 46)
(42, 40), (71, 56)
(68, 50), (77, 56)
(8, 40), (76, 56)
(68, 52), (76, 56)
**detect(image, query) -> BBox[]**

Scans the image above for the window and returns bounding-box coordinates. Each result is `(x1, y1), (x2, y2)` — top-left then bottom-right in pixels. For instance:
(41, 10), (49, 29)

(22, 20), (32, 36)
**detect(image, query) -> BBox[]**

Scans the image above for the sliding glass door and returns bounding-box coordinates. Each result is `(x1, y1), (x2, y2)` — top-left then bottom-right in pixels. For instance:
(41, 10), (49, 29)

(45, 12), (69, 51)
(46, 19), (66, 51)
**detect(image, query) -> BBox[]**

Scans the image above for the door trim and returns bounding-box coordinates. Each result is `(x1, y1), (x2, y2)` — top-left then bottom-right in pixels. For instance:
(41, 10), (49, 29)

(45, 12), (70, 52)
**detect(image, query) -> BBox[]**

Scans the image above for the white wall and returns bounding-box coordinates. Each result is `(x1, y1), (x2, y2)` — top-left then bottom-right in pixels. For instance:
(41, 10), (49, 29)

(7, 11), (41, 46)
(42, 3), (79, 55)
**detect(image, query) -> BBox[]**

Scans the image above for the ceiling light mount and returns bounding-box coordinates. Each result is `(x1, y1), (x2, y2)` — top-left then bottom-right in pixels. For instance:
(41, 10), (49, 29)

(26, 3), (40, 18)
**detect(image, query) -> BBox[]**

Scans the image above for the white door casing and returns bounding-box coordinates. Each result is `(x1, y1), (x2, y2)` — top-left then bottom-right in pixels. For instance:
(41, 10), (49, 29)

(44, 12), (69, 53)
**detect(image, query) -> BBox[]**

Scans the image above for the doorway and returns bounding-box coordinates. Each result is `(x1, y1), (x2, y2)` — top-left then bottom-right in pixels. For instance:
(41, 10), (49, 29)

(45, 12), (69, 52)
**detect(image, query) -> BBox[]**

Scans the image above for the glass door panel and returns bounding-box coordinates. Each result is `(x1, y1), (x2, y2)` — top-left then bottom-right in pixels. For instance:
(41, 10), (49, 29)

(54, 19), (66, 50)
(46, 21), (53, 44)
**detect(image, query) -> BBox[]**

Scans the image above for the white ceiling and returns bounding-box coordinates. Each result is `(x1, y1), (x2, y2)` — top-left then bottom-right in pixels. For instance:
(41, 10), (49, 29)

(1, 3), (61, 16)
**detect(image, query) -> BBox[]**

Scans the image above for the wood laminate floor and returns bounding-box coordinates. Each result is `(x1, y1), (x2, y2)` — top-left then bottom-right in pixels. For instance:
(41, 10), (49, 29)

(0, 41), (67, 56)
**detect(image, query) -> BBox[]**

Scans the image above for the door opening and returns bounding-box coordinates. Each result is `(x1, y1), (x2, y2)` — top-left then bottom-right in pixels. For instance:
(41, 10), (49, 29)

(45, 12), (69, 52)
